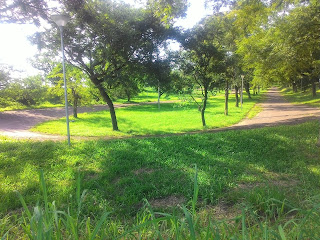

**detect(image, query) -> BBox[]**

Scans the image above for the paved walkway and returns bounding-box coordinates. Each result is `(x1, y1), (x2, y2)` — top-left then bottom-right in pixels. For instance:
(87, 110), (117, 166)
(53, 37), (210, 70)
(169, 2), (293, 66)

(0, 88), (319, 140)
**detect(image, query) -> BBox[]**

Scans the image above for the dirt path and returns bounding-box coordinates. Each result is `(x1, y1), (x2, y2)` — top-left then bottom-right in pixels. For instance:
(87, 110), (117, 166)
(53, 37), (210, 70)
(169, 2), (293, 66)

(0, 88), (319, 141)
(224, 87), (320, 130)
(0, 104), (135, 140)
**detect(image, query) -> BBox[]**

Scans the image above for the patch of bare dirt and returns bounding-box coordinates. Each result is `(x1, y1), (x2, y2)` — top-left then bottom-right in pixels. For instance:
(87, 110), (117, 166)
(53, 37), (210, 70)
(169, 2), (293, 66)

(133, 168), (155, 175)
(198, 201), (241, 221)
(149, 195), (186, 208)
(235, 179), (299, 191)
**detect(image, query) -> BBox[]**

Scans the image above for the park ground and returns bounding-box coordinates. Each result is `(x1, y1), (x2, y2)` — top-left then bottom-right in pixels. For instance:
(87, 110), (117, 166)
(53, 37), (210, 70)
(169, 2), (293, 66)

(1, 87), (320, 238)
(1, 87), (320, 139)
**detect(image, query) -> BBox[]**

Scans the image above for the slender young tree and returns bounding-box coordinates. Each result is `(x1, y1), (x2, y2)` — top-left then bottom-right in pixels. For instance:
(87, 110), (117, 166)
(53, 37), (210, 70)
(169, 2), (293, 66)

(180, 19), (225, 126)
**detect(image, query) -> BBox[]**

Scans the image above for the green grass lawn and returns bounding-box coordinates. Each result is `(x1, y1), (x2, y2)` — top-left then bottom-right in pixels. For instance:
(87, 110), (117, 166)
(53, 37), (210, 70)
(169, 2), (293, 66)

(0, 101), (64, 112)
(31, 92), (263, 137)
(1, 121), (320, 237)
(114, 87), (181, 104)
(280, 87), (320, 107)
(2, 121), (320, 215)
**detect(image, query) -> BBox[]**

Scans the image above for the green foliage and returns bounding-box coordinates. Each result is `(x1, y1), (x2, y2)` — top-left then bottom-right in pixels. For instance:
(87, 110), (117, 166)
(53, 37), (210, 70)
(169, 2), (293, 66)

(0, 65), (11, 91)
(1, 75), (48, 107)
(146, 0), (188, 25)
(234, 0), (320, 89)
(31, 0), (187, 130)
(47, 63), (94, 117)
(178, 17), (227, 125)
(0, 0), (49, 26)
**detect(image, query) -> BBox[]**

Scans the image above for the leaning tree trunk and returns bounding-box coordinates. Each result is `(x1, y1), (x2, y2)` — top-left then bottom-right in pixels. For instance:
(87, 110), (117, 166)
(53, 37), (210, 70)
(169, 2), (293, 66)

(245, 82), (251, 99)
(235, 85), (239, 107)
(225, 81), (229, 115)
(95, 82), (119, 131)
(201, 88), (208, 127)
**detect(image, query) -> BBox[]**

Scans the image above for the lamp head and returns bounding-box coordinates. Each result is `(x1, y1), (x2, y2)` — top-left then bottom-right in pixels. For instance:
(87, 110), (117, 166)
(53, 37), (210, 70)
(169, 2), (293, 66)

(240, 75), (244, 79)
(51, 14), (70, 27)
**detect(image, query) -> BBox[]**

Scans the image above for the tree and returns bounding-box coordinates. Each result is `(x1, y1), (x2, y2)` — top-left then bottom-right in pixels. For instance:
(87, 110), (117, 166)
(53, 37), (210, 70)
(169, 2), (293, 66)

(48, 63), (93, 118)
(0, 0), (55, 25)
(32, 0), (186, 131)
(0, 64), (11, 90)
(233, 0), (320, 96)
(3, 75), (47, 106)
(180, 20), (225, 126)
(145, 58), (173, 109)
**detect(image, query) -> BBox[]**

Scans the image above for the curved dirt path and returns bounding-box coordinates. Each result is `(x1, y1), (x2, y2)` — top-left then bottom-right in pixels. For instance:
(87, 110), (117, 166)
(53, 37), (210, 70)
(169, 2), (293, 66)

(0, 88), (319, 141)
(0, 103), (142, 140)
(224, 87), (320, 130)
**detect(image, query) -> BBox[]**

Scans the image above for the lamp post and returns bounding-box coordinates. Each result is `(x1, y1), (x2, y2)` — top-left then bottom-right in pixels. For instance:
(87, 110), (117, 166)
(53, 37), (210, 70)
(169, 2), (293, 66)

(51, 14), (71, 146)
(240, 74), (244, 110)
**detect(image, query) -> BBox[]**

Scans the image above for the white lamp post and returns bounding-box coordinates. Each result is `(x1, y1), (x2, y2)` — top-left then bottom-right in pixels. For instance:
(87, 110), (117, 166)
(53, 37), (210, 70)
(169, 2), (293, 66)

(51, 14), (71, 146)
(240, 75), (244, 110)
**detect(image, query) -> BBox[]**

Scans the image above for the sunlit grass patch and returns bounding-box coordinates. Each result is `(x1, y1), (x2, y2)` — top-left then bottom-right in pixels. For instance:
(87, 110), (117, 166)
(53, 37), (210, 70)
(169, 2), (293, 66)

(280, 87), (320, 107)
(32, 92), (263, 137)
(2, 121), (320, 238)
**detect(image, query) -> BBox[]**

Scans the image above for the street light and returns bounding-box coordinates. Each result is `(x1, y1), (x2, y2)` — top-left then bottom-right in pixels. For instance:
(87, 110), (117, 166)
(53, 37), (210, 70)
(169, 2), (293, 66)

(240, 75), (244, 110)
(51, 14), (71, 146)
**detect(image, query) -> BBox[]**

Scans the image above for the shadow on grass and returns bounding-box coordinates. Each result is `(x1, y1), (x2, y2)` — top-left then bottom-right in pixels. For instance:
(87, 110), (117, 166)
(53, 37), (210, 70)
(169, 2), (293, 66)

(1, 121), (320, 218)
(281, 87), (320, 106)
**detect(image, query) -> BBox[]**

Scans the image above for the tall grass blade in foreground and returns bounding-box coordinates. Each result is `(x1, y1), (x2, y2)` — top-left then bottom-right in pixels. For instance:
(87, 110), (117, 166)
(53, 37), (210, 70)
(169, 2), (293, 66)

(14, 170), (110, 239)
(4, 162), (320, 239)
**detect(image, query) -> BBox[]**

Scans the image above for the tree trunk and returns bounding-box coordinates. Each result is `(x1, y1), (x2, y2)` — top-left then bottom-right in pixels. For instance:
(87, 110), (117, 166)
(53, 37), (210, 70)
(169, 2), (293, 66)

(201, 87), (208, 127)
(72, 88), (78, 118)
(292, 81), (297, 93)
(158, 84), (160, 110)
(312, 80), (317, 98)
(317, 119), (320, 147)
(235, 85), (239, 107)
(245, 82), (251, 99)
(73, 97), (78, 118)
(96, 82), (119, 131)
(125, 89), (131, 102)
(225, 81), (229, 115)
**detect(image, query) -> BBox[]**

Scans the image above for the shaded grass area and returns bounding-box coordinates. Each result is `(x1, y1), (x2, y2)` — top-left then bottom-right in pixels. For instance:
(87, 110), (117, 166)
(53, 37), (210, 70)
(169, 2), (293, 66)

(31, 92), (263, 137)
(280, 87), (320, 107)
(2, 121), (320, 221)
